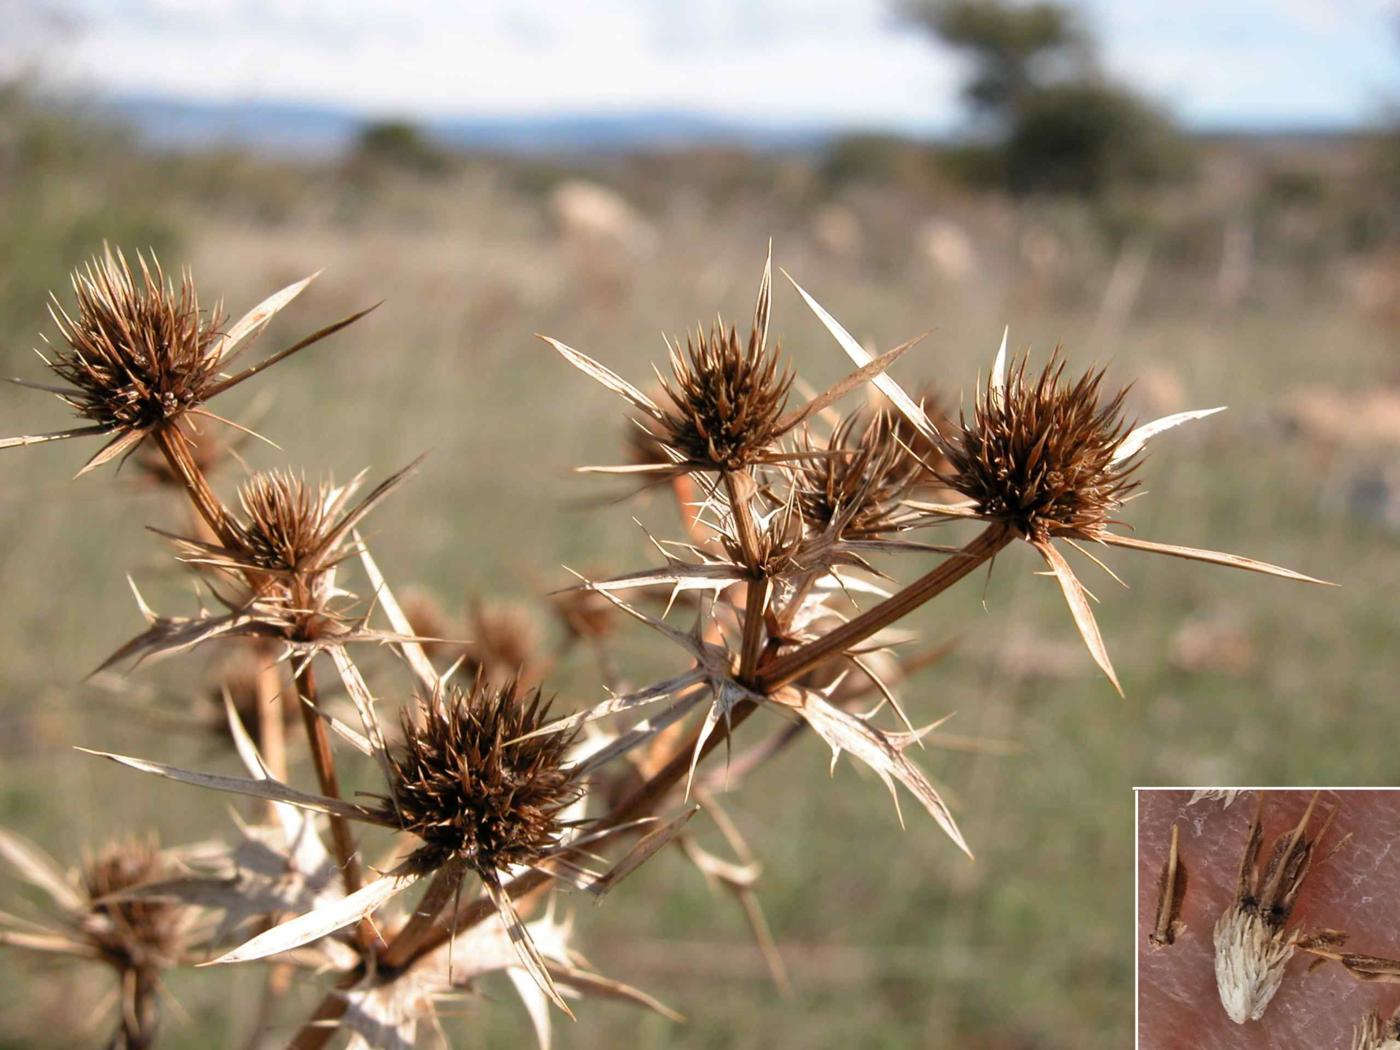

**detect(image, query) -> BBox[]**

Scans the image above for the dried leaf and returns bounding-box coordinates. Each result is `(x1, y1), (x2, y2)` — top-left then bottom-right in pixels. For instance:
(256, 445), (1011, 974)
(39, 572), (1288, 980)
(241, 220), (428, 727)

(784, 272), (940, 445)
(207, 869), (418, 965)
(0, 828), (85, 912)
(1098, 532), (1332, 585)
(795, 690), (971, 858)
(482, 873), (575, 1019)
(1112, 406), (1226, 463)
(77, 748), (393, 826)
(1034, 539), (1122, 695)
(214, 271), (319, 363)
(539, 335), (659, 417)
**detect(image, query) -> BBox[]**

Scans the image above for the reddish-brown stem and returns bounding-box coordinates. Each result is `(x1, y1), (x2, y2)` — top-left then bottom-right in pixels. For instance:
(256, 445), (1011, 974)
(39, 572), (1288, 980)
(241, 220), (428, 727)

(294, 662), (362, 895)
(151, 424), (236, 547)
(724, 470), (767, 683)
(378, 860), (465, 971)
(253, 646), (287, 783)
(755, 523), (1011, 693)
(739, 574), (768, 683)
(112, 967), (160, 1050)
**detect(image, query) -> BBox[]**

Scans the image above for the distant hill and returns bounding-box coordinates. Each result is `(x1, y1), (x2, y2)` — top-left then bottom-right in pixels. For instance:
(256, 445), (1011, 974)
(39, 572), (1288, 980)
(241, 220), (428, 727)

(101, 94), (836, 156)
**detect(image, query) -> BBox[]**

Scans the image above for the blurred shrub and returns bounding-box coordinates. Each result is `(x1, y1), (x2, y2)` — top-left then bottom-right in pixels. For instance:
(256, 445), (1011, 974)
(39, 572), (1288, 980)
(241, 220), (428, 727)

(899, 0), (1190, 198)
(1003, 81), (1189, 195)
(349, 119), (451, 175)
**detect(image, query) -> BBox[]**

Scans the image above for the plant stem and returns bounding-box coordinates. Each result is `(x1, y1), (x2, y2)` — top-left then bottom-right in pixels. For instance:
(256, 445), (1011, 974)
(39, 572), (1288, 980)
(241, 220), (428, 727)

(724, 470), (768, 683)
(294, 662), (362, 895)
(755, 523), (1011, 693)
(151, 424), (236, 547)
(378, 860), (465, 971)
(254, 644), (287, 782)
(111, 967), (160, 1050)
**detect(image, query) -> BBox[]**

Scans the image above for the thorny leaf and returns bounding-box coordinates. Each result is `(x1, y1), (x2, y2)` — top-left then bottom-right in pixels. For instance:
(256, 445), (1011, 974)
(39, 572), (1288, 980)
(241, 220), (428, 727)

(785, 688), (971, 858)
(206, 867), (420, 965)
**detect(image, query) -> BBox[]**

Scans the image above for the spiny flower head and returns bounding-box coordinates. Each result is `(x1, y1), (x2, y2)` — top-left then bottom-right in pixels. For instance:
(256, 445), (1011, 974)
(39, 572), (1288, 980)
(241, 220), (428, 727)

(233, 470), (335, 576)
(47, 248), (224, 434)
(78, 838), (184, 973)
(941, 351), (1136, 541)
(655, 319), (794, 472)
(388, 677), (581, 876)
(797, 410), (921, 540)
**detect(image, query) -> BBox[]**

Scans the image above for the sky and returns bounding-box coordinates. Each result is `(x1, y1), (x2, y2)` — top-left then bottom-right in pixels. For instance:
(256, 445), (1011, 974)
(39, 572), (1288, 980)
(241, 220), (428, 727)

(26, 0), (1400, 131)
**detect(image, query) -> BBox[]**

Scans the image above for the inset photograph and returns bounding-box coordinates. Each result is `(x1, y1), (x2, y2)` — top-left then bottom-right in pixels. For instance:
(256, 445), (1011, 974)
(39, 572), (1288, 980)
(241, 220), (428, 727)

(1138, 789), (1400, 1049)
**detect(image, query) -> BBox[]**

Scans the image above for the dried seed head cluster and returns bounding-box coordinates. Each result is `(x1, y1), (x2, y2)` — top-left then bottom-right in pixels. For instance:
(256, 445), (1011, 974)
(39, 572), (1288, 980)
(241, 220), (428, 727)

(46, 249), (224, 435)
(388, 678), (581, 875)
(79, 838), (184, 973)
(797, 410), (921, 539)
(656, 320), (794, 472)
(233, 470), (334, 575)
(941, 352), (1136, 541)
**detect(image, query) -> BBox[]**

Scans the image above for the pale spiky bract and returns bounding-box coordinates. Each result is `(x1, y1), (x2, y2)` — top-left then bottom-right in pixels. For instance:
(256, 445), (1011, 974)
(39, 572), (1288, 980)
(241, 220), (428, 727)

(1212, 902), (1298, 1024)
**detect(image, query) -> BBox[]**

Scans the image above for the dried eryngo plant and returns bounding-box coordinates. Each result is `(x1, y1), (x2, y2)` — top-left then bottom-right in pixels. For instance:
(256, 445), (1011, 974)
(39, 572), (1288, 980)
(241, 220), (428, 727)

(902, 336), (1332, 693)
(1353, 1006), (1400, 1050)
(0, 830), (198, 1049)
(85, 670), (691, 1020)
(1, 248), (373, 525)
(1149, 822), (1187, 949)
(0, 242), (1340, 1046)
(1214, 793), (1339, 1023)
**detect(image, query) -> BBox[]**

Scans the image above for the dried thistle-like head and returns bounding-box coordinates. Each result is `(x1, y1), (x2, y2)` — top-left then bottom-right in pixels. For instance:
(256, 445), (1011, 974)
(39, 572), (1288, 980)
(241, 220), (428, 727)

(655, 319), (794, 472)
(388, 678), (581, 876)
(234, 470), (336, 575)
(79, 838), (184, 973)
(797, 410), (921, 540)
(941, 351), (1135, 541)
(47, 249), (224, 435)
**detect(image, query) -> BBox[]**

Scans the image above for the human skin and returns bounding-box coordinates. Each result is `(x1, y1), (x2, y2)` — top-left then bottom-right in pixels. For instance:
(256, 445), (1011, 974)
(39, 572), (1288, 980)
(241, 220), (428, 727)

(1138, 790), (1400, 1049)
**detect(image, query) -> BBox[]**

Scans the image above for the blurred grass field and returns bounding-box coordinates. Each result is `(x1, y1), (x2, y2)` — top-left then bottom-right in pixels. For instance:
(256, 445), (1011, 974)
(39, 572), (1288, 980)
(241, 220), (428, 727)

(0, 93), (1396, 1048)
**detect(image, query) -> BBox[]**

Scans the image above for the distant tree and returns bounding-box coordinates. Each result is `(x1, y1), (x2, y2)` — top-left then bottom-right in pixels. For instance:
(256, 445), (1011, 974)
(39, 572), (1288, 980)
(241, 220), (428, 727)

(900, 0), (1187, 196)
(350, 119), (450, 175)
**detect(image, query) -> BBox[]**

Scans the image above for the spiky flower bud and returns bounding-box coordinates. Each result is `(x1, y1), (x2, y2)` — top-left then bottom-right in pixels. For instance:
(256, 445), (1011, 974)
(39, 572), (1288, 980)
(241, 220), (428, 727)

(656, 321), (794, 472)
(234, 471), (334, 575)
(79, 838), (183, 974)
(47, 249), (224, 435)
(797, 410), (921, 540)
(940, 352), (1135, 541)
(388, 678), (581, 876)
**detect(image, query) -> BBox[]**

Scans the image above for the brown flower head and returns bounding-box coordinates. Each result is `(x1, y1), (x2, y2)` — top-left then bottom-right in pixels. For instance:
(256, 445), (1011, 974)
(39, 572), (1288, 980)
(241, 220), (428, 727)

(544, 248), (914, 482)
(387, 677), (581, 876)
(655, 317), (794, 472)
(797, 410), (921, 540)
(4, 246), (373, 473)
(78, 837), (184, 974)
(940, 350), (1136, 542)
(234, 470), (337, 575)
(46, 250), (224, 436)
